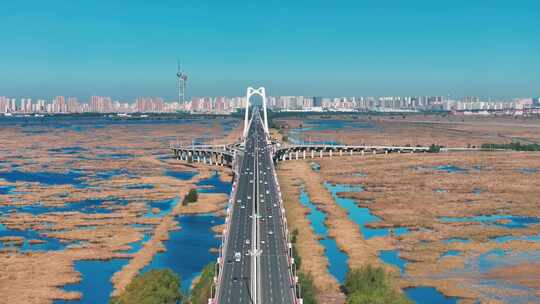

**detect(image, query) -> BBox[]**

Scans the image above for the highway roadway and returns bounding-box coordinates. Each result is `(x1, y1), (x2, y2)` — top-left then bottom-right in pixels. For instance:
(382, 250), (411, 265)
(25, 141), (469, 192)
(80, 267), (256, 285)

(217, 110), (295, 304)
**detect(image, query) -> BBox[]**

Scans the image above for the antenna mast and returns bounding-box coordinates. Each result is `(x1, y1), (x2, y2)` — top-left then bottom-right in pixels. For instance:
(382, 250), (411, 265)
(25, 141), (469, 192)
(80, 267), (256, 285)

(176, 61), (188, 105)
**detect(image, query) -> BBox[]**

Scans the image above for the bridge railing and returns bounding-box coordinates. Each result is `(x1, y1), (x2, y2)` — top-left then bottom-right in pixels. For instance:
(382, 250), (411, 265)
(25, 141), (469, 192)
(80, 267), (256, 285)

(211, 175), (240, 304)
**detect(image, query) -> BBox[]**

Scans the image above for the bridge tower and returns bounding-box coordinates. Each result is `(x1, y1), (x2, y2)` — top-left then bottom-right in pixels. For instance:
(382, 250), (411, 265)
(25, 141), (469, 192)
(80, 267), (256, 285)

(244, 86), (269, 138)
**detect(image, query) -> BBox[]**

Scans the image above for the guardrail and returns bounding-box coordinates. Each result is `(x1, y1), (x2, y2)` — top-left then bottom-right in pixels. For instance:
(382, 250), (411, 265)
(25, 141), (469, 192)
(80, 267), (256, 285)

(211, 167), (241, 303)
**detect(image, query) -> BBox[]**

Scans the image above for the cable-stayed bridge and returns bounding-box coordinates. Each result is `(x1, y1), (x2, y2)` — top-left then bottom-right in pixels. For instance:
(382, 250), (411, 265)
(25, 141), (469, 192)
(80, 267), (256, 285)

(170, 87), (432, 304)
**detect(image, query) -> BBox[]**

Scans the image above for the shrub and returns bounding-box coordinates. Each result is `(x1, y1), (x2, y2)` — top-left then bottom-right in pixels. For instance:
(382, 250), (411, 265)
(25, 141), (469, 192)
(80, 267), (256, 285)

(298, 272), (317, 304)
(110, 269), (182, 304)
(344, 265), (412, 304)
(183, 188), (198, 205)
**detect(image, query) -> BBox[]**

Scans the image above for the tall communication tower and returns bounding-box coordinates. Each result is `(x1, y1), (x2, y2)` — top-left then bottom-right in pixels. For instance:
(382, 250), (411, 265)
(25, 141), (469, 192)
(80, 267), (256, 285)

(176, 61), (188, 104)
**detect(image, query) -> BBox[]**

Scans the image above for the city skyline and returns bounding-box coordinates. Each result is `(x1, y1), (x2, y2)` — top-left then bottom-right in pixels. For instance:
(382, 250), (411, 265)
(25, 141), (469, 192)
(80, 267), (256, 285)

(0, 1), (539, 99)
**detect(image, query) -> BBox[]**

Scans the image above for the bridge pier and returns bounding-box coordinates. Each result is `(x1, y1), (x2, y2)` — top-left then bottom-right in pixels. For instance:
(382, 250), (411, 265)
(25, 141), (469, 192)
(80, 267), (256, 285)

(319, 150), (323, 158)
(339, 149), (342, 156)
(303, 150), (306, 159)
(329, 150), (333, 158)
(311, 150), (314, 158)
(350, 149), (353, 156)
(295, 151), (299, 160)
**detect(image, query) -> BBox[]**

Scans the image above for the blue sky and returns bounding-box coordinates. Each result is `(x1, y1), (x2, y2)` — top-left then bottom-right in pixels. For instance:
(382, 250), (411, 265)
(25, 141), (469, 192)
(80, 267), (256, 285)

(0, 0), (538, 100)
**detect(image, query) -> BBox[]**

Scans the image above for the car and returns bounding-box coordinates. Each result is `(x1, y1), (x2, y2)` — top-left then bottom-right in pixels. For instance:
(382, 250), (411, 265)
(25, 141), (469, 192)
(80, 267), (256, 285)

(245, 239), (250, 245)
(261, 199), (265, 203)
(240, 205), (245, 209)
(268, 215), (273, 218)
(247, 196), (251, 200)
(264, 181), (267, 185)
(234, 252), (241, 262)
(274, 204), (277, 207)
(261, 240), (265, 244)
(266, 190), (270, 194)
(267, 207), (271, 211)
(237, 199), (242, 203)
(268, 231), (274, 235)
(250, 180), (253, 183)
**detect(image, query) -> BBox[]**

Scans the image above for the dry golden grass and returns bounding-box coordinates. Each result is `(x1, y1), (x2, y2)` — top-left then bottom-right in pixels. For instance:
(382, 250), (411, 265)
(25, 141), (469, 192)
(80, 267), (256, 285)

(277, 163), (342, 297)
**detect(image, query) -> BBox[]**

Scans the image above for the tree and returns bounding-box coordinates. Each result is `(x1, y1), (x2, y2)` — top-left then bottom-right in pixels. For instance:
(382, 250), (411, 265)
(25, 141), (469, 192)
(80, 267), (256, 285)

(110, 269), (182, 304)
(183, 188), (198, 205)
(428, 144), (441, 153)
(190, 263), (215, 304)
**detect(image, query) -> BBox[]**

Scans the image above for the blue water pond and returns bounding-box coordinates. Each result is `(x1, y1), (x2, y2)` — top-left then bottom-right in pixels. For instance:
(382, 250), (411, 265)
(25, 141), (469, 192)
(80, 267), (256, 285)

(405, 286), (459, 304)
(0, 170), (86, 187)
(48, 147), (86, 154)
(196, 172), (232, 194)
(142, 214), (224, 292)
(433, 165), (467, 173)
(166, 170), (198, 181)
(54, 258), (130, 304)
(0, 223), (67, 252)
(325, 182), (410, 239)
(0, 185), (15, 194)
(379, 250), (406, 274)
(440, 215), (540, 229)
(0, 199), (127, 215)
(299, 187), (349, 283)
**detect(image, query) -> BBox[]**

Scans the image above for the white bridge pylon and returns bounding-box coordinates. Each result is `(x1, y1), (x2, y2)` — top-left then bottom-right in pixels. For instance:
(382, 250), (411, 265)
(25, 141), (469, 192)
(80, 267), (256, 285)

(243, 86), (269, 138)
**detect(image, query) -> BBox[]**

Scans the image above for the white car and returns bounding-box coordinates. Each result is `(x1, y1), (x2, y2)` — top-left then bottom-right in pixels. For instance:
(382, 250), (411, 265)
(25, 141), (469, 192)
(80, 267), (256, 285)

(245, 239), (250, 245)
(268, 231), (274, 235)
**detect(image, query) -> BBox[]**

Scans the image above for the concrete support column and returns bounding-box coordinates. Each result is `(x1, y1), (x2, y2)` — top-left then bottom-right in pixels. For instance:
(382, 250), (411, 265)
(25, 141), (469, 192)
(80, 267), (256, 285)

(361, 150), (365, 156)
(339, 149), (343, 156)
(329, 150), (333, 158)
(311, 150), (314, 158)
(372, 150), (376, 155)
(303, 150), (306, 159)
(295, 151), (299, 160)
(385, 150), (388, 155)
(319, 150), (323, 158)
(289, 152), (292, 160)
(398, 150), (401, 154)
(350, 149), (353, 156)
